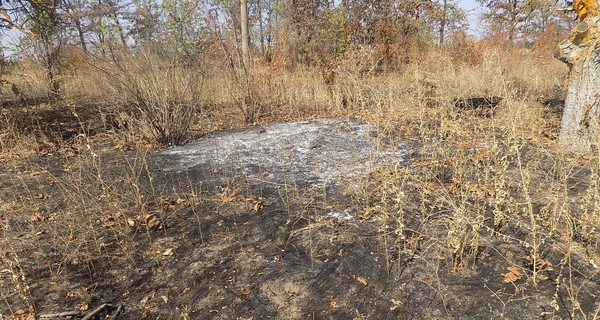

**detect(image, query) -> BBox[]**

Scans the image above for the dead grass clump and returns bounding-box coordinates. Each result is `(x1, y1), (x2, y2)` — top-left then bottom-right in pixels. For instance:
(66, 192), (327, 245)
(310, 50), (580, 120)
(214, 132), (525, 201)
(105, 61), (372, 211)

(4, 60), (53, 103)
(0, 116), (46, 159)
(96, 53), (202, 146)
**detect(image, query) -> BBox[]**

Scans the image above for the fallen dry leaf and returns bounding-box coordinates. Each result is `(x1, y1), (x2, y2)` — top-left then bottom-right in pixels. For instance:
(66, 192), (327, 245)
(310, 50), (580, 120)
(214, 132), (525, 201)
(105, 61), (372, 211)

(210, 231), (230, 239)
(252, 199), (264, 212)
(31, 211), (58, 222)
(11, 308), (36, 320)
(239, 288), (253, 295)
(501, 265), (522, 283)
(144, 213), (161, 230)
(140, 290), (156, 306)
(329, 298), (338, 309)
(357, 207), (378, 220)
(526, 255), (554, 272)
(85, 283), (96, 291)
(219, 187), (240, 203)
(390, 298), (402, 311)
(286, 290), (297, 297)
(353, 275), (368, 286)
(27, 170), (46, 177)
(162, 248), (174, 256)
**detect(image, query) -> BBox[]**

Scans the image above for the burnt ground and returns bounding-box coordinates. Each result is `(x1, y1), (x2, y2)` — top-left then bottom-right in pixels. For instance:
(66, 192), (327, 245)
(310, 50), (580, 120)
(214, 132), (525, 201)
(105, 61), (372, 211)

(2, 118), (600, 319)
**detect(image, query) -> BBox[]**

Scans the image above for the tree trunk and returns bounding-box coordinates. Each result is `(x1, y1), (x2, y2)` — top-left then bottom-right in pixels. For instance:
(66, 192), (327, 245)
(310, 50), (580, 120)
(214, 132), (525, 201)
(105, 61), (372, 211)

(240, 0), (250, 68)
(258, 0), (265, 55)
(555, 3), (600, 151)
(439, 0), (447, 45)
(74, 19), (88, 53)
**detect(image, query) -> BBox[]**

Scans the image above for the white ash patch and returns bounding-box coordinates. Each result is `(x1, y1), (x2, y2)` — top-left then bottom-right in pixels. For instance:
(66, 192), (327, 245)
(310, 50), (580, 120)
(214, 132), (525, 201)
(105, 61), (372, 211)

(325, 208), (356, 221)
(158, 118), (407, 187)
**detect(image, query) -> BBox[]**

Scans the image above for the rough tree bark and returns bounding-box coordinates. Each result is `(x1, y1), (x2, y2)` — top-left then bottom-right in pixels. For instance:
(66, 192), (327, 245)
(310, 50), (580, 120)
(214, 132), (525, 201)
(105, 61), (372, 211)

(555, 0), (600, 151)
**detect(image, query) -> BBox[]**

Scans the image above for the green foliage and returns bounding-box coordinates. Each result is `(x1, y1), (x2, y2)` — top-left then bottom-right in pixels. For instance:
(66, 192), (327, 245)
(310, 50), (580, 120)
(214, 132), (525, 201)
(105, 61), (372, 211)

(159, 0), (206, 58)
(30, 0), (59, 39)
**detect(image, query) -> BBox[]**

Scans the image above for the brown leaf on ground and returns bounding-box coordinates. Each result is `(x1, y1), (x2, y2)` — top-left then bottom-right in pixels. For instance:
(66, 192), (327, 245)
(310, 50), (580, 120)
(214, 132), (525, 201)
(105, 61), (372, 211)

(11, 307), (36, 320)
(140, 290), (156, 306)
(501, 265), (523, 283)
(252, 199), (264, 212)
(239, 288), (253, 295)
(357, 207), (378, 220)
(219, 187), (240, 203)
(144, 213), (161, 230)
(353, 275), (368, 286)
(286, 290), (297, 297)
(175, 197), (189, 205)
(329, 298), (338, 309)
(526, 255), (554, 272)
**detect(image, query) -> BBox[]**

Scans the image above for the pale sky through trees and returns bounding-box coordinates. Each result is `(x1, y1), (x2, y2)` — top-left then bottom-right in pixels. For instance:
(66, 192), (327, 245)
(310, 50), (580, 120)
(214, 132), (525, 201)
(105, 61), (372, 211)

(459, 0), (485, 36)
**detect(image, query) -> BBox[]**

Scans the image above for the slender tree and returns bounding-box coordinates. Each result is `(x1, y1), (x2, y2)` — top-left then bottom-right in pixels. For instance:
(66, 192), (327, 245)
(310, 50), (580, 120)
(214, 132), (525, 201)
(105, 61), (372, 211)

(555, 0), (600, 151)
(241, 0), (249, 67)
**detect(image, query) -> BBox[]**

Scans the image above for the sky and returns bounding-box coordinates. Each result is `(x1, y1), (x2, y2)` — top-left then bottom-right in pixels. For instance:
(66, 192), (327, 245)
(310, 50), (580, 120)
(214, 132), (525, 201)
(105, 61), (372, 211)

(459, 0), (486, 36)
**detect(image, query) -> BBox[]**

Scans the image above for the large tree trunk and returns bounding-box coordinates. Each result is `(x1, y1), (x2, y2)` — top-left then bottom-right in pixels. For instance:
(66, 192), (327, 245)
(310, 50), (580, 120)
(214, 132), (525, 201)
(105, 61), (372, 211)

(555, 2), (600, 151)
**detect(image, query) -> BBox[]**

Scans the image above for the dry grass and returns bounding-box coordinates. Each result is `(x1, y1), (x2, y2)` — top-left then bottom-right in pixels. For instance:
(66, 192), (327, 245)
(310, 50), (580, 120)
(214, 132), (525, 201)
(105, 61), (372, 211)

(6, 44), (600, 318)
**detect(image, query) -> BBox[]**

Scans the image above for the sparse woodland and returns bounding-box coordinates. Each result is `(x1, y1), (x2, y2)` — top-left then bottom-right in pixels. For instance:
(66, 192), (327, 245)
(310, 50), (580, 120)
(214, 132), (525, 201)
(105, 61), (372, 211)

(3, 0), (600, 319)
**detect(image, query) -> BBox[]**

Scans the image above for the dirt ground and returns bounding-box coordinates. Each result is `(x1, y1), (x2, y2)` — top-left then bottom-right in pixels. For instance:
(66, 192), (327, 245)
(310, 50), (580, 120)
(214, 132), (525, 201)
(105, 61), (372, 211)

(2, 116), (600, 320)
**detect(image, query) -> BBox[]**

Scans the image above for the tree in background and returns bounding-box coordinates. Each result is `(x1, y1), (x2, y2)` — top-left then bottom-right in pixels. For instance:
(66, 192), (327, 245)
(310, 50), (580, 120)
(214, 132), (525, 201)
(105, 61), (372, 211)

(477, 0), (528, 43)
(477, 0), (568, 44)
(428, 0), (466, 44)
(12, 0), (67, 100)
(0, 0), (472, 69)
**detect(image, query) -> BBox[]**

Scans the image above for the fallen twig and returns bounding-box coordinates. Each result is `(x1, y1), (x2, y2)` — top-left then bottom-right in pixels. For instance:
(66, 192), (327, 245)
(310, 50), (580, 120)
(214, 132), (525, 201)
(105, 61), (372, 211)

(39, 310), (83, 318)
(81, 304), (111, 320)
(107, 305), (123, 320)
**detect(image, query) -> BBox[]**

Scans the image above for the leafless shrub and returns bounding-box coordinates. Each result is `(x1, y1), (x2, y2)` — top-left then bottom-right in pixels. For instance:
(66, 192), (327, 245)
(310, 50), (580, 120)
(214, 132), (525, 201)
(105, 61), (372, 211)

(98, 52), (202, 146)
